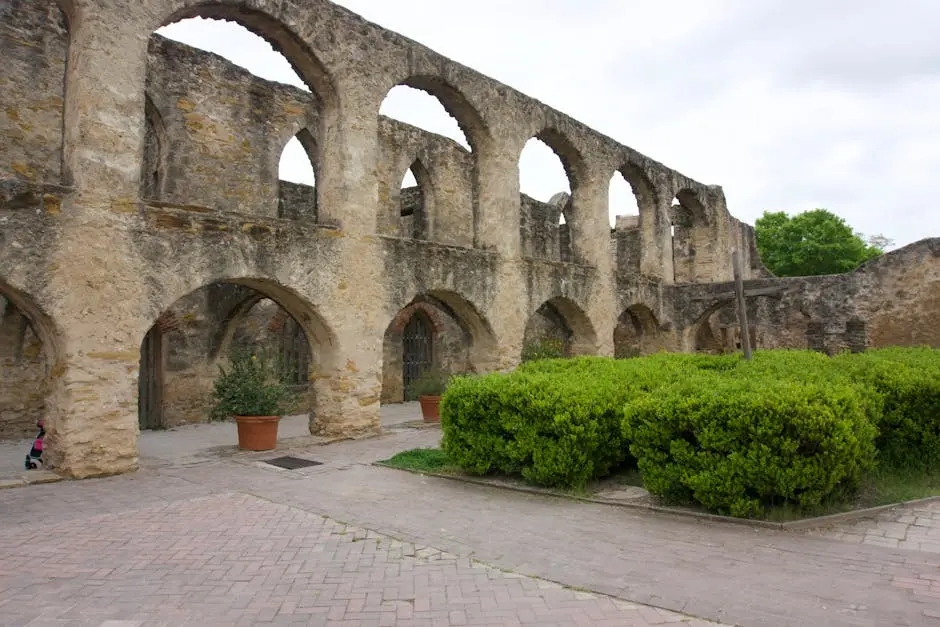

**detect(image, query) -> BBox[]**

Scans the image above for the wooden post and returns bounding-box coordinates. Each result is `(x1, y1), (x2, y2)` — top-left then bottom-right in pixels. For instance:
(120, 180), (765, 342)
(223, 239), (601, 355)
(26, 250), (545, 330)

(732, 249), (753, 360)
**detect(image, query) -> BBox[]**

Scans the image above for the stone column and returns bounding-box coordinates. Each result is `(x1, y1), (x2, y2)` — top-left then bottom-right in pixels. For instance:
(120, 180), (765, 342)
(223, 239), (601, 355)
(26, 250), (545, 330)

(308, 93), (384, 435)
(474, 144), (529, 369)
(41, 15), (153, 477)
(575, 169), (617, 357)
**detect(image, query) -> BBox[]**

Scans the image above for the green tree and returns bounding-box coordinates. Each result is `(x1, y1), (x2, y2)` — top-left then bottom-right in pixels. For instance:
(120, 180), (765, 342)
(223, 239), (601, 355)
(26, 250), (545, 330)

(755, 209), (884, 277)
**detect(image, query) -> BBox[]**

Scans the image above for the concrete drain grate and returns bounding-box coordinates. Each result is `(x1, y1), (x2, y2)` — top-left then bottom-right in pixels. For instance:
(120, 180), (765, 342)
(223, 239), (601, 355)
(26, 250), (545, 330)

(264, 456), (323, 470)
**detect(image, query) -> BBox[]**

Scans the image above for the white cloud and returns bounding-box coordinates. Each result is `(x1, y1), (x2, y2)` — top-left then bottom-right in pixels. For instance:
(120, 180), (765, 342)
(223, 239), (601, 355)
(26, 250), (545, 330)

(157, 0), (940, 248)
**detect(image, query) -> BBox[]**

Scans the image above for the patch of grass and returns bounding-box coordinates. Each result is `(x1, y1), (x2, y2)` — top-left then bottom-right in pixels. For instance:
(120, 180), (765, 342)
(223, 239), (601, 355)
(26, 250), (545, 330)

(859, 463), (940, 506)
(380, 448), (460, 474)
(761, 462), (940, 523)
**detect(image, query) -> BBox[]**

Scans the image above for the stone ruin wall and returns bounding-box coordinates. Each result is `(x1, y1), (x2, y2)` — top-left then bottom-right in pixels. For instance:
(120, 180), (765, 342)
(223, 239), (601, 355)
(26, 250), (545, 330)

(0, 297), (49, 438)
(0, 0), (936, 473)
(661, 238), (940, 356)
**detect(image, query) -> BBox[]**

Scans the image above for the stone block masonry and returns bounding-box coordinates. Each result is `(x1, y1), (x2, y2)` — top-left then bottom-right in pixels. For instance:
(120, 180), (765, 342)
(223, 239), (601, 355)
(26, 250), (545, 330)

(0, 0), (936, 476)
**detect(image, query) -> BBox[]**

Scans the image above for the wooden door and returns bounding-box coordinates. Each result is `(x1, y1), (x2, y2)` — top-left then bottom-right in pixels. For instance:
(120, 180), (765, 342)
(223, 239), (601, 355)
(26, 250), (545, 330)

(138, 326), (164, 430)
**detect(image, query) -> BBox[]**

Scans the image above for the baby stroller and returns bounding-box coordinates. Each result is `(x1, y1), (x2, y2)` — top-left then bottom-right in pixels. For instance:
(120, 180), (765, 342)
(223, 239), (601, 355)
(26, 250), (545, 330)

(24, 419), (44, 470)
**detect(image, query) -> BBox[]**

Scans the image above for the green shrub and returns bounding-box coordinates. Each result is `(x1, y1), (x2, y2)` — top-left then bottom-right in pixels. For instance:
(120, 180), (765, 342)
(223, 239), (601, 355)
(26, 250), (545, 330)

(441, 353), (744, 489)
(210, 350), (294, 420)
(834, 347), (940, 468)
(622, 374), (878, 518)
(441, 370), (633, 489)
(405, 366), (451, 397)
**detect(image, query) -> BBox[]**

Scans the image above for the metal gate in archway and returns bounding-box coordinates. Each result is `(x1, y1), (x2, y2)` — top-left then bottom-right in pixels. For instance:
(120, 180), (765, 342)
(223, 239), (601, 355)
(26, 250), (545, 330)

(402, 313), (433, 400)
(138, 325), (164, 430)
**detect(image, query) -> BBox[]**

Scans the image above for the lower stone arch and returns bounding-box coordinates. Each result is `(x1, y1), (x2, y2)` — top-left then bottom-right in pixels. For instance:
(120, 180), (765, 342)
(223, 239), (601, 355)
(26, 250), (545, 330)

(381, 290), (498, 404)
(0, 278), (61, 446)
(614, 304), (662, 357)
(690, 300), (742, 353)
(524, 296), (597, 358)
(137, 277), (338, 434)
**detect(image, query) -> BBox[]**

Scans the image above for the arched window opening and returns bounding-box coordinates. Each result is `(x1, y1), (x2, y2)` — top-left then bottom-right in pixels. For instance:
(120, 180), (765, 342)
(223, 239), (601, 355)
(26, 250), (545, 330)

(399, 163), (429, 240)
(519, 138), (574, 262)
(150, 14), (331, 217)
(156, 17), (308, 89)
(670, 190), (711, 283)
(277, 132), (318, 221)
(380, 85), (471, 150)
(609, 171), (640, 231)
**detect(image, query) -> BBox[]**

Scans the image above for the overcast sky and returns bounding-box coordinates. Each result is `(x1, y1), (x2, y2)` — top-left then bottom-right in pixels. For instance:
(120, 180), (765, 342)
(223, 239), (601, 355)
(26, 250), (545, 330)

(158, 0), (940, 248)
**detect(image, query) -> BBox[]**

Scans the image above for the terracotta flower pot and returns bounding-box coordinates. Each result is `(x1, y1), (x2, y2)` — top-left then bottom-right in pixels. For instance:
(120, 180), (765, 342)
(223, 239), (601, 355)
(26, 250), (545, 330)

(418, 395), (441, 422)
(234, 415), (281, 451)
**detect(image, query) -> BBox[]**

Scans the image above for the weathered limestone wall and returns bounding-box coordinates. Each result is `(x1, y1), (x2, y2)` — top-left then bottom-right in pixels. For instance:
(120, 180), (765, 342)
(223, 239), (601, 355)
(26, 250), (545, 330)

(0, 0), (67, 184)
(377, 119), (474, 247)
(0, 0), (932, 475)
(665, 238), (940, 354)
(144, 36), (319, 214)
(0, 299), (48, 438)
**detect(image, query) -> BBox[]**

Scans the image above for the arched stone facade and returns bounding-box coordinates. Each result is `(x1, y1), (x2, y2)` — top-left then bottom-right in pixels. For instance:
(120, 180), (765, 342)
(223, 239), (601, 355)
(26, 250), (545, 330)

(1, 0), (937, 478)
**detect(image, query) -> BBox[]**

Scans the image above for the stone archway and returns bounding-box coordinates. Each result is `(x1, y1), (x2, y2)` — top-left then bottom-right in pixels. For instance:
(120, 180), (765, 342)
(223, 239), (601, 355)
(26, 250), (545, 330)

(139, 279), (335, 433)
(0, 279), (61, 463)
(381, 293), (496, 404)
(523, 297), (597, 358)
(614, 304), (662, 358)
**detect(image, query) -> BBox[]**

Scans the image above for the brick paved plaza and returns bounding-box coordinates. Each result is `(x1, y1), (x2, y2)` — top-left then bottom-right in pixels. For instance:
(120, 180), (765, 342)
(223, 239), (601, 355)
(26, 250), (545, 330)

(0, 405), (938, 626)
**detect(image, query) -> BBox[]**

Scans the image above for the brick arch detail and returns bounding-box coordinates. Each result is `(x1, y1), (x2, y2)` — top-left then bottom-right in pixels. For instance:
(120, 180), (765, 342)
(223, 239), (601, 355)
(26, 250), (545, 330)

(388, 302), (446, 336)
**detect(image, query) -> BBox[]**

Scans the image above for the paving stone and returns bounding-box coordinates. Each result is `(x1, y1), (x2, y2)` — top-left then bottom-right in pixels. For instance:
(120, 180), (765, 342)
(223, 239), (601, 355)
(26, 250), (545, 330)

(0, 409), (938, 626)
(0, 492), (724, 627)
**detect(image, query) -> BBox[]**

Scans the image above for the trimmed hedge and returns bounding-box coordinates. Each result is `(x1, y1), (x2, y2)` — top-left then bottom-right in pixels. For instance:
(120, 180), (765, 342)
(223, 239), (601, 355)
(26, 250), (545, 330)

(438, 347), (940, 516)
(440, 369), (631, 489)
(441, 354), (739, 489)
(834, 347), (940, 467)
(622, 374), (877, 517)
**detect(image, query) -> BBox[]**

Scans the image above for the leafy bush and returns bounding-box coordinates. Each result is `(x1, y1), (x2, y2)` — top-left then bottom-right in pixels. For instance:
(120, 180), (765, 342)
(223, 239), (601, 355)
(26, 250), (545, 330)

(441, 353), (740, 489)
(622, 374), (878, 517)
(441, 370), (633, 489)
(834, 347), (940, 468)
(439, 347), (938, 517)
(406, 366), (451, 397)
(210, 350), (293, 420)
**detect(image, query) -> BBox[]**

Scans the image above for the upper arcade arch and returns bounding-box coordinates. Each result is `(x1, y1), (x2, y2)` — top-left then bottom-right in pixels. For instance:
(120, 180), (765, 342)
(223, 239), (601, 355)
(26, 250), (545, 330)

(154, 3), (337, 111)
(517, 129), (588, 264)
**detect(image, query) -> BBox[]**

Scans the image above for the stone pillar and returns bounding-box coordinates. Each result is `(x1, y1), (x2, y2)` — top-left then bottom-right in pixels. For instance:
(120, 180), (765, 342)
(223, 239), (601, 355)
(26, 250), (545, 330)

(483, 147), (530, 369)
(475, 146), (522, 256)
(43, 347), (141, 478)
(576, 168), (617, 357)
(644, 198), (674, 283)
(310, 337), (382, 437)
(314, 91), (379, 234)
(41, 16), (152, 477)
(307, 91), (385, 434)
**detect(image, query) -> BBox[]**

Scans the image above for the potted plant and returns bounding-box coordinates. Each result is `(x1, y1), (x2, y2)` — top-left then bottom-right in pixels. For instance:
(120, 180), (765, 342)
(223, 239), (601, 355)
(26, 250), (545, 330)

(210, 349), (293, 451)
(406, 367), (450, 422)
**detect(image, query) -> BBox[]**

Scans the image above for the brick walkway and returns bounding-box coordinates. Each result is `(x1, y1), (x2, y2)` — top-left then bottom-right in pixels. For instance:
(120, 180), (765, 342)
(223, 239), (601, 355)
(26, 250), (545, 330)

(1, 407), (939, 625)
(806, 499), (940, 554)
(0, 492), (722, 626)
